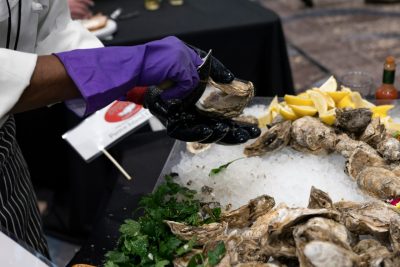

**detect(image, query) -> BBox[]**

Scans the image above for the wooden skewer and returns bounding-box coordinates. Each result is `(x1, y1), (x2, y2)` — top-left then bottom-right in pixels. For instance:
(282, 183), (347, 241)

(99, 147), (132, 181)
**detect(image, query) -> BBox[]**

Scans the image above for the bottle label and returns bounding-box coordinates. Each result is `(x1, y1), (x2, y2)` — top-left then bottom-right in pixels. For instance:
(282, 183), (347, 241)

(383, 70), (395, 84)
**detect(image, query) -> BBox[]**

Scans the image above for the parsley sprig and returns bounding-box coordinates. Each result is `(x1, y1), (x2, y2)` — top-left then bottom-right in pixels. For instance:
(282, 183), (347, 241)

(104, 174), (224, 267)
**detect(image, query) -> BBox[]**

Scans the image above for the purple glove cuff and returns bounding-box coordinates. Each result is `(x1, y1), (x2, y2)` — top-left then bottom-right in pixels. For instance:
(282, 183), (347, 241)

(55, 36), (202, 116)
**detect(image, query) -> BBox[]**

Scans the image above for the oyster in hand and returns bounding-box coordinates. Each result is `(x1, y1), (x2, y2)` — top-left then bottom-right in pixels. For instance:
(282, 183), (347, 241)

(244, 121), (292, 157)
(196, 78), (254, 118)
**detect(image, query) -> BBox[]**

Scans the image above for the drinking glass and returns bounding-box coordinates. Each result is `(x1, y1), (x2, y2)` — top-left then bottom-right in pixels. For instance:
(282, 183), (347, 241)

(340, 71), (374, 98)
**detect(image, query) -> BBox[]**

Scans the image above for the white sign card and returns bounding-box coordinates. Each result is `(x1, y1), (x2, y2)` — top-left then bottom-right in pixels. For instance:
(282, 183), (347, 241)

(63, 101), (153, 162)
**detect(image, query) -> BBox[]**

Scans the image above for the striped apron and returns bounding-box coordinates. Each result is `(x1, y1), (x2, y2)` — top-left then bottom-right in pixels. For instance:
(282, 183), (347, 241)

(0, 116), (49, 257)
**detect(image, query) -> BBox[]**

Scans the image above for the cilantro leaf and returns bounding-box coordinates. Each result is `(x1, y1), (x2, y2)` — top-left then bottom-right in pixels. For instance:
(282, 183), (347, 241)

(209, 158), (245, 176)
(155, 260), (170, 267)
(207, 241), (226, 266)
(119, 219), (141, 237)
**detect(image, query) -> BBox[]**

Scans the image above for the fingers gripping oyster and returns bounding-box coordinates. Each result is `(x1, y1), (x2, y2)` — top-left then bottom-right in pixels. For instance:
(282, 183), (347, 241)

(196, 78), (254, 118)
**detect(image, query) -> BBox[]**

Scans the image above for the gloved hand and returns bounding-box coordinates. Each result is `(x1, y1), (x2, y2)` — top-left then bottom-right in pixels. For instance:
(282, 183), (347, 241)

(55, 36), (203, 115)
(141, 53), (261, 145)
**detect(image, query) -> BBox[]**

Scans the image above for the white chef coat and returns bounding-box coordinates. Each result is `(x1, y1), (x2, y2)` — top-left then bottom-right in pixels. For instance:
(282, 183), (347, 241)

(0, 0), (103, 128)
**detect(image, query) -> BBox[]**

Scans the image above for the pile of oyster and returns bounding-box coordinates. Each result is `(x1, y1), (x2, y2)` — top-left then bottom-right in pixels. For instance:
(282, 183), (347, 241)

(169, 187), (400, 267)
(244, 108), (400, 201)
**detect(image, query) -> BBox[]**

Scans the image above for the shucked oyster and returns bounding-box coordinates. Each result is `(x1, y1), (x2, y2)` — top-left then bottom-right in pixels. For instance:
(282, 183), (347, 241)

(244, 121), (292, 157)
(196, 78), (254, 118)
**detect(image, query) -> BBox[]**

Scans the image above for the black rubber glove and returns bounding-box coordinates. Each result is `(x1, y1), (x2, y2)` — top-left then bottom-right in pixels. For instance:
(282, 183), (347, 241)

(144, 49), (261, 144)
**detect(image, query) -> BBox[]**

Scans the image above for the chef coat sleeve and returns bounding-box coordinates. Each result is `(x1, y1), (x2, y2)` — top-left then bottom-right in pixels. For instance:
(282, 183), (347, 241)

(0, 49), (37, 121)
(35, 0), (103, 54)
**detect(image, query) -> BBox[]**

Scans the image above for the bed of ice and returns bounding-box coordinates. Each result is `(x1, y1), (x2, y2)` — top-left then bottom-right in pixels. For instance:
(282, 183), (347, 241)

(171, 105), (373, 209)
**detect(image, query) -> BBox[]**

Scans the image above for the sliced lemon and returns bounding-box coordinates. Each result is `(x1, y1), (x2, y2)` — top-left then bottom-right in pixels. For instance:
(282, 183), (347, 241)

(307, 90), (328, 114)
(337, 95), (355, 109)
(361, 99), (376, 109)
(319, 76), (338, 92)
(284, 95), (314, 106)
(371, 105), (394, 118)
(279, 105), (298, 121)
(258, 96), (279, 127)
(327, 91), (350, 103)
(319, 90), (336, 109)
(290, 105), (318, 117)
(258, 113), (271, 128)
(351, 92), (364, 109)
(319, 109), (336, 125)
(341, 86), (352, 93)
(298, 92), (310, 99)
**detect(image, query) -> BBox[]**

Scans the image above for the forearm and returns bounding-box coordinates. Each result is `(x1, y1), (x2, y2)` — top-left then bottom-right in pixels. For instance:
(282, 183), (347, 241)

(11, 55), (81, 114)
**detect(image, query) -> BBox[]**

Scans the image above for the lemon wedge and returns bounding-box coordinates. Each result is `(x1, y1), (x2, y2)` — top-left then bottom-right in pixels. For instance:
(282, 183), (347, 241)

(258, 96), (279, 127)
(327, 91), (350, 103)
(371, 105), (394, 118)
(290, 105), (318, 117)
(297, 92), (310, 99)
(337, 95), (356, 109)
(361, 99), (376, 109)
(318, 90), (336, 109)
(284, 95), (314, 106)
(319, 76), (338, 92)
(307, 90), (328, 114)
(319, 109), (336, 125)
(279, 105), (298, 121)
(351, 92), (365, 109)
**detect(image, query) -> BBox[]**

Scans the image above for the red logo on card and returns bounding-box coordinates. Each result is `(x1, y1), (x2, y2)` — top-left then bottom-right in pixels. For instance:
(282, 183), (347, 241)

(104, 101), (142, 123)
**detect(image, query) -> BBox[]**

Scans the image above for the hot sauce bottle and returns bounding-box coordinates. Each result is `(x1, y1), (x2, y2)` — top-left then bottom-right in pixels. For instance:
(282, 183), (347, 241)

(376, 56), (398, 100)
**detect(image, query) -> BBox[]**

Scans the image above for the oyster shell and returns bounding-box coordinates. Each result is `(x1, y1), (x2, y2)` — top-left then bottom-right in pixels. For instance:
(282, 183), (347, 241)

(291, 116), (337, 154)
(336, 108), (372, 134)
(307, 186), (334, 210)
(302, 241), (360, 267)
(233, 115), (259, 126)
(173, 249), (203, 267)
(293, 217), (354, 267)
(165, 221), (227, 245)
(359, 118), (386, 148)
(346, 148), (386, 179)
(196, 78), (254, 118)
(377, 137), (400, 162)
(220, 195), (275, 228)
(244, 121), (292, 157)
(334, 201), (400, 236)
(335, 133), (376, 158)
(353, 239), (392, 267)
(389, 217), (400, 252)
(356, 167), (400, 199)
(186, 142), (212, 154)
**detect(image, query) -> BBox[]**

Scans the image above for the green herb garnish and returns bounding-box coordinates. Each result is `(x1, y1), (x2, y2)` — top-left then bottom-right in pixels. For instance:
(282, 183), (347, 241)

(209, 158), (245, 176)
(393, 131), (400, 139)
(104, 174), (221, 267)
(187, 241), (226, 267)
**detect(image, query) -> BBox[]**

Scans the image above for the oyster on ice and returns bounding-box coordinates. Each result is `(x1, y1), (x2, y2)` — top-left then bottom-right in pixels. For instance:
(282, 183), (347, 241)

(356, 167), (400, 199)
(291, 116), (337, 154)
(335, 133), (376, 158)
(244, 121), (292, 157)
(196, 78), (254, 118)
(377, 137), (400, 162)
(346, 148), (386, 179)
(233, 115), (259, 126)
(359, 118), (386, 148)
(303, 241), (360, 267)
(220, 195), (275, 228)
(389, 217), (400, 252)
(307, 186), (334, 209)
(336, 108), (372, 134)
(352, 239), (391, 267)
(334, 201), (400, 236)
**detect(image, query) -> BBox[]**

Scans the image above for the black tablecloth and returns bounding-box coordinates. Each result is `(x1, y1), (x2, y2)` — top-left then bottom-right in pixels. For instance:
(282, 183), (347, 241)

(67, 131), (175, 266)
(94, 0), (294, 96)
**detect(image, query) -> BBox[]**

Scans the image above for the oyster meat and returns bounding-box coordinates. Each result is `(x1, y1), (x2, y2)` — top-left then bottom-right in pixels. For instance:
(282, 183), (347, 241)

(244, 121), (292, 157)
(336, 108), (372, 134)
(356, 167), (400, 199)
(303, 241), (360, 267)
(334, 201), (400, 236)
(186, 142), (212, 154)
(220, 195), (275, 228)
(359, 118), (386, 148)
(307, 186), (334, 210)
(196, 78), (254, 118)
(346, 148), (386, 179)
(291, 116), (337, 154)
